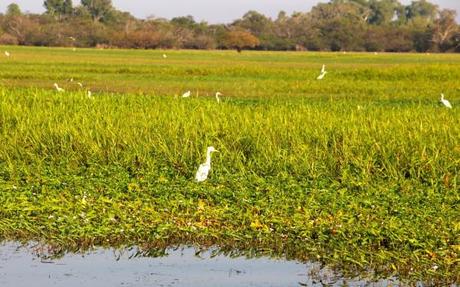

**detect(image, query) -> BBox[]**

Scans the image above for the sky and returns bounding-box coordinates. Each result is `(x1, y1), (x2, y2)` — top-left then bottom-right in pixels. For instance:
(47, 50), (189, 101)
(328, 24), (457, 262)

(1, 0), (459, 23)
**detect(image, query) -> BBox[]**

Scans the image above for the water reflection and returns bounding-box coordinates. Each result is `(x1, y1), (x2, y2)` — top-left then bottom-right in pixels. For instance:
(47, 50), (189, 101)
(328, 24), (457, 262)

(0, 242), (398, 287)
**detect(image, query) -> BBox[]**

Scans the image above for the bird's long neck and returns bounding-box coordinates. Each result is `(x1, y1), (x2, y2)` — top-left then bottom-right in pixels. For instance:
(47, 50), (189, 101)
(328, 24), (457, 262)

(205, 151), (213, 165)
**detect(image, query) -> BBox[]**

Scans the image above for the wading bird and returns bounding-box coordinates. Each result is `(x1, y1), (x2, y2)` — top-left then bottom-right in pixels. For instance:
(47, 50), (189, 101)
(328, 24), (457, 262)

(77, 82), (83, 88)
(440, 94), (452, 109)
(182, 91), (191, 98)
(195, 146), (218, 182)
(87, 90), (93, 99)
(163, 54), (167, 58)
(4, 51), (10, 57)
(317, 64), (327, 80)
(215, 92), (222, 103)
(54, 83), (64, 92)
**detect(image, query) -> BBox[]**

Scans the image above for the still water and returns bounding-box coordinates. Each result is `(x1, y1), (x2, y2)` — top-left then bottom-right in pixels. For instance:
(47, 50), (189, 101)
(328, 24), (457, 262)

(0, 242), (396, 287)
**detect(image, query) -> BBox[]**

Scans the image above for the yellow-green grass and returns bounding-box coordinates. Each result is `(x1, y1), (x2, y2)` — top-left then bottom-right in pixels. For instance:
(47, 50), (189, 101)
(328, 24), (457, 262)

(0, 46), (459, 284)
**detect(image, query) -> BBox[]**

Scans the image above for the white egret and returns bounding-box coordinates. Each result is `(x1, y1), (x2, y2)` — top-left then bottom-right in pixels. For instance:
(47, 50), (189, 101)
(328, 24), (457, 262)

(4, 51), (10, 57)
(77, 82), (83, 88)
(53, 83), (64, 92)
(215, 92), (223, 103)
(440, 94), (452, 109)
(317, 64), (327, 80)
(182, 90), (191, 98)
(69, 36), (76, 41)
(195, 146), (218, 182)
(87, 90), (93, 99)
(72, 48), (77, 52)
(163, 54), (167, 58)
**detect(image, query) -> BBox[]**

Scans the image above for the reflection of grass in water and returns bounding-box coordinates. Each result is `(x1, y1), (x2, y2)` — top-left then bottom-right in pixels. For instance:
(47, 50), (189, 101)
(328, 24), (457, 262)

(0, 47), (459, 285)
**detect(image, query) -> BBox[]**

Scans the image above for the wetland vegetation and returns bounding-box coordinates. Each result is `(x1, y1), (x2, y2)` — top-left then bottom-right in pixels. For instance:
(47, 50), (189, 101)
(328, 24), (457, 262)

(0, 46), (459, 285)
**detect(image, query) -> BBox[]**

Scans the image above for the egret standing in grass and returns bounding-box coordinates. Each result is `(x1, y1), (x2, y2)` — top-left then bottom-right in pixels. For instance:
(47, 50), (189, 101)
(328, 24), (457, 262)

(163, 54), (167, 58)
(440, 93), (452, 109)
(317, 64), (327, 80)
(87, 90), (93, 99)
(4, 51), (10, 57)
(215, 92), (223, 103)
(195, 146), (218, 182)
(53, 83), (64, 92)
(182, 91), (191, 98)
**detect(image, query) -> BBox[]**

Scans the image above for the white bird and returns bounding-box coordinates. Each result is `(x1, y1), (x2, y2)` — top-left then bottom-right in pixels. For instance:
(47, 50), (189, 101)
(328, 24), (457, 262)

(69, 36), (76, 41)
(77, 82), (83, 88)
(215, 92), (222, 103)
(4, 51), (10, 57)
(195, 146), (218, 182)
(163, 54), (167, 58)
(440, 93), (452, 109)
(317, 64), (327, 80)
(53, 83), (64, 92)
(87, 90), (93, 99)
(182, 90), (191, 98)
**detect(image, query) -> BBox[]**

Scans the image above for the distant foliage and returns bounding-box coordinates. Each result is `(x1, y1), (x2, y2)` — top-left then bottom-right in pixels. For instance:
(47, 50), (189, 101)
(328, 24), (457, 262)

(223, 30), (260, 52)
(0, 0), (458, 52)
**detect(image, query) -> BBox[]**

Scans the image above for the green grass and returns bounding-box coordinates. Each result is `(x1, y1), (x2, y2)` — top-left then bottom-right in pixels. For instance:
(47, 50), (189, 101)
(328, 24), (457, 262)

(0, 46), (459, 284)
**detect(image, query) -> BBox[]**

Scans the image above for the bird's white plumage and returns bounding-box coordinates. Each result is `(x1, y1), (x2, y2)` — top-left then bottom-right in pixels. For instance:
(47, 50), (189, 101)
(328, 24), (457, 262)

(4, 51), (10, 57)
(182, 91), (191, 98)
(440, 94), (452, 108)
(215, 92), (222, 103)
(195, 146), (218, 182)
(54, 83), (64, 92)
(317, 64), (327, 80)
(87, 90), (93, 99)
(163, 54), (167, 58)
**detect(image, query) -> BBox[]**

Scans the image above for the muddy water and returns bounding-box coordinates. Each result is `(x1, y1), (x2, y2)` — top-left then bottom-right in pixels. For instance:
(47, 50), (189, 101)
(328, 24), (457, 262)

(0, 242), (395, 286)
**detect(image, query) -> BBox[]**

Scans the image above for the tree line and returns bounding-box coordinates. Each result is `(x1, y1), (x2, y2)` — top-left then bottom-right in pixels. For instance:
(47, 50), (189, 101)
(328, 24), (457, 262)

(1, 0), (459, 52)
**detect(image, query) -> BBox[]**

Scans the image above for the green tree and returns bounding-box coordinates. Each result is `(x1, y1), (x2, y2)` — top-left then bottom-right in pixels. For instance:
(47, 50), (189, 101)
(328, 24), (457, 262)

(44, 0), (73, 18)
(368, 0), (404, 25)
(170, 15), (196, 28)
(233, 11), (272, 36)
(307, 2), (367, 51)
(6, 3), (22, 16)
(81, 0), (113, 22)
(406, 0), (438, 22)
(63, 0), (73, 15)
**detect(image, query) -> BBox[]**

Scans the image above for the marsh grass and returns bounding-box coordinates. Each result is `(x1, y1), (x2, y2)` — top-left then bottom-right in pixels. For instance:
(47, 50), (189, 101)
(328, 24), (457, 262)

(0, 46), (459, 284)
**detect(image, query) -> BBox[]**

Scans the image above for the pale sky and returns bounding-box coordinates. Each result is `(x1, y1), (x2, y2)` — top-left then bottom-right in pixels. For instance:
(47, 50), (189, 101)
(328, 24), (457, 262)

(1, 0), (459, 23)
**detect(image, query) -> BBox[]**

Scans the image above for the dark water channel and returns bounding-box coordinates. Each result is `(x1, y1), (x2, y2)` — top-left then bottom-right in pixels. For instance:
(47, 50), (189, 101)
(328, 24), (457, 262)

(0, 242), (398, 287)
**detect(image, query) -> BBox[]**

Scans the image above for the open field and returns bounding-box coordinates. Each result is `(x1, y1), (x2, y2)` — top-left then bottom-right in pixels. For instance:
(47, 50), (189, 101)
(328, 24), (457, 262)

(0, 46), (459, 284)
